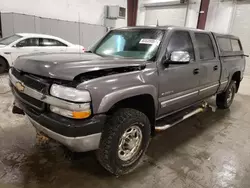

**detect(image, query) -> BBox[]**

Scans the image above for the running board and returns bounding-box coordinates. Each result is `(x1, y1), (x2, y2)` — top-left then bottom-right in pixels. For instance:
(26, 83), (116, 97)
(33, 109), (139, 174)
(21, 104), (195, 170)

(155, 102), (209, 132)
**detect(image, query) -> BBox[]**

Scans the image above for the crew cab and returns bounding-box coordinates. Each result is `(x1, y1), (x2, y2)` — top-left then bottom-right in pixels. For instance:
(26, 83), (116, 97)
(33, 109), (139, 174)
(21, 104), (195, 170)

(9, 26), (246, 175)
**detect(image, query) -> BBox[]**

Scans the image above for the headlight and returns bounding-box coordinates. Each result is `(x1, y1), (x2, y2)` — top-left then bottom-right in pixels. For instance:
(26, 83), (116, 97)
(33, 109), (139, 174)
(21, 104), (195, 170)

(50, 103), (91, 119)
(50, 84), (91, 102)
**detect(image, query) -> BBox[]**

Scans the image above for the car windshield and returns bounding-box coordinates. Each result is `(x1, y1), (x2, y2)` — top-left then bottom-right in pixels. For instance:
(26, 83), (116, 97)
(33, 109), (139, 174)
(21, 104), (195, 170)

(93, 29), (164, 60)
(0, 34), (22, 45)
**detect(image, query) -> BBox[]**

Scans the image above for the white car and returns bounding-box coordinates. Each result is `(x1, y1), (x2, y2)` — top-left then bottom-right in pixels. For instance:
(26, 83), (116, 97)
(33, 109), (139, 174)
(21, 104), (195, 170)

(0, 33), (85, 73)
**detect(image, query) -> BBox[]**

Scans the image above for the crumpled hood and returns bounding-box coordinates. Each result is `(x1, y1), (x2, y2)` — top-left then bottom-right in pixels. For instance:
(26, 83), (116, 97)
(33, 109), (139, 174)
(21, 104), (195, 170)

(13, 53), (146, 80)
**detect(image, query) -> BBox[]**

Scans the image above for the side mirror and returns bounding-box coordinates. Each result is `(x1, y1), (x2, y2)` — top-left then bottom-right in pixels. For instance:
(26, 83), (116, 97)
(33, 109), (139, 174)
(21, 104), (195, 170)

(168, 51), (191, 64)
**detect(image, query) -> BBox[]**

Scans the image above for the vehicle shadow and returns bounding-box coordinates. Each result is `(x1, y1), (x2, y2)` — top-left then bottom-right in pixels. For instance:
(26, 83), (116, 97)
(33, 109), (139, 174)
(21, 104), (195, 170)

(18, 108), (230, 187)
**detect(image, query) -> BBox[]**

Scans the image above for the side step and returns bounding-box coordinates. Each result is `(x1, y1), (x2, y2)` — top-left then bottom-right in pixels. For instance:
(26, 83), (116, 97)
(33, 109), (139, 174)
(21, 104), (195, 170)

(155, 102), (209, 132)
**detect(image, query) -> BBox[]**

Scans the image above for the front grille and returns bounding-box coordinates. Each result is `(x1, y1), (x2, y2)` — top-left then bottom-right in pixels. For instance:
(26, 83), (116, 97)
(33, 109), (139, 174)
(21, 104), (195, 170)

(12, 68), (49, 93)
(13, 87), (45, 111)
(11, 68), (49, 111)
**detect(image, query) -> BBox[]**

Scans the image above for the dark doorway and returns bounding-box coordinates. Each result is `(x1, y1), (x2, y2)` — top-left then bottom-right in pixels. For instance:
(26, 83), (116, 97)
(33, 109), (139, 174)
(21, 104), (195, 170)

(197, 0), (210, 29)
(127, 0), (138, 26)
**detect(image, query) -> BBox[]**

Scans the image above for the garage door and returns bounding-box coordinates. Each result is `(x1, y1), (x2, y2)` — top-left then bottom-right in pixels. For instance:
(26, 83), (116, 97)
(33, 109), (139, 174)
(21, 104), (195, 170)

(230, 1), (250, 75)
(145, 5), (187, 26)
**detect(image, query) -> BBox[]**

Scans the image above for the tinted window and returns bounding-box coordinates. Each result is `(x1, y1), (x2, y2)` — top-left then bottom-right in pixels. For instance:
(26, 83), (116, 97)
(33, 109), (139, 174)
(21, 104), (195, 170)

(217, 38), (232, 52)
(17, 38), (39, 47)
(40, 38), (67, 47)
(231, 39), (241, 51)
(195, 33), (215, 60)
(167, 31), (195, 60)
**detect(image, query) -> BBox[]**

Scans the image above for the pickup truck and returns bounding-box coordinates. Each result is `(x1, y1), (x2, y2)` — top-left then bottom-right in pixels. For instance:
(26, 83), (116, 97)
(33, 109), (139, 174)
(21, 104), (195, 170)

(9, 26), (246, 175)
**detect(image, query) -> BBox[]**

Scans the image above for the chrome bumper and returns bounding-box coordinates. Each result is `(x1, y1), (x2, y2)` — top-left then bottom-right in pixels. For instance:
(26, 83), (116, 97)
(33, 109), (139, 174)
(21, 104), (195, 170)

(9, 69), (90, 111)
(29, 117), (101, 152)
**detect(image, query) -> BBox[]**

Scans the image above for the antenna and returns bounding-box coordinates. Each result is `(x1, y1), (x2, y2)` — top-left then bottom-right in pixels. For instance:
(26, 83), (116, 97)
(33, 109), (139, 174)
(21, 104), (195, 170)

(156, 19), (159, 26)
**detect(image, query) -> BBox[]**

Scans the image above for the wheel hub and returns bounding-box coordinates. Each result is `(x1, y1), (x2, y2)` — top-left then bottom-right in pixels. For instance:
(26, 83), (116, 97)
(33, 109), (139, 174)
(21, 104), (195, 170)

(118, 124), (143, 161)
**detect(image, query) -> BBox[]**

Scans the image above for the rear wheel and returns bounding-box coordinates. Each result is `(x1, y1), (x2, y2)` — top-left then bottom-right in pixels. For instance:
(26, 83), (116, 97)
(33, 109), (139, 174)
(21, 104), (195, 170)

(216, 81), (236, 109)
(96, 108), (151, 176)
(0, 57), (8, 74)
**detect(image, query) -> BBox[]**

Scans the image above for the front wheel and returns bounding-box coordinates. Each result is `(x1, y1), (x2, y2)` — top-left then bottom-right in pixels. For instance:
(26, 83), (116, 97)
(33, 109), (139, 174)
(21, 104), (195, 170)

(216, 81), (236, 109)
(96, 108), (151, 176)
(0, 57), (8, 74)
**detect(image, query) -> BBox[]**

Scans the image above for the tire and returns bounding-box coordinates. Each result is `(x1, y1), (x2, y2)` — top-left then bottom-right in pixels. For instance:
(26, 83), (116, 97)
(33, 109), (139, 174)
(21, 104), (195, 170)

(0, 57), (8, 74)
(216, 81), (236, 109)
(96, 108), (151, 176)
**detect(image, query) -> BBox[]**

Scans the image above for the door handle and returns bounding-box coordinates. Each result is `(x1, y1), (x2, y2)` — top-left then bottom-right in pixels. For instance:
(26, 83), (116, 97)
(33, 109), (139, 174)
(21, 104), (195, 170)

(213, 65), (218, 71)
(193, 68), (199, 75)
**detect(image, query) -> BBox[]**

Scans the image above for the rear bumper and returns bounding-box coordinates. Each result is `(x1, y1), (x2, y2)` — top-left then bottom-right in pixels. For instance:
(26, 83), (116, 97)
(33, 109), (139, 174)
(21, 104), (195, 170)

(29, 117), (102, 152)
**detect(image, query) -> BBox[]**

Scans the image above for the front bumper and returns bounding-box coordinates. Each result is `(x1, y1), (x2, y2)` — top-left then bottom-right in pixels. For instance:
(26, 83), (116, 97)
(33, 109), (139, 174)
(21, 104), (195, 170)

(9, 69), (106, 152)
(29, 117), (102, 152)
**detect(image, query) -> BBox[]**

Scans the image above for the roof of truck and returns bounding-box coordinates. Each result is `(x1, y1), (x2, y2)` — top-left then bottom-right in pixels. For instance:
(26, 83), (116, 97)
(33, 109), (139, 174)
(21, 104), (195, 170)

(117, 26), (240, 39)
(118, 25), (206, 31)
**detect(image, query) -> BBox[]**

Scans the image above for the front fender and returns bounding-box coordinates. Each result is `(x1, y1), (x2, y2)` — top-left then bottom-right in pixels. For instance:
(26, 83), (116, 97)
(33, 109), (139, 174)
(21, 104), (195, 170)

(97, 85), (158, 114)
(0, 52), (11, 66)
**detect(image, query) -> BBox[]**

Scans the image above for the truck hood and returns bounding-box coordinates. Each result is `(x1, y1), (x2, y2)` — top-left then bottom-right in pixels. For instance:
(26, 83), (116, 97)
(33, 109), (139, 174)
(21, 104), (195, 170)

(13, 53), (146, 80)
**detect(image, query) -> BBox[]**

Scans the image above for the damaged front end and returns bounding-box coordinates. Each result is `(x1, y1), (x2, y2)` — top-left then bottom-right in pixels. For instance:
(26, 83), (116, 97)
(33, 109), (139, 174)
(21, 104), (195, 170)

(74, 65), (146, 82)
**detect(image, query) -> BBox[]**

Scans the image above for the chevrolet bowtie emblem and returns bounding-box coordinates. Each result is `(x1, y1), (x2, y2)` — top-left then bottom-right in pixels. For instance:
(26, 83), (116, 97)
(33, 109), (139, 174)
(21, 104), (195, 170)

(15, 82), (25, 92)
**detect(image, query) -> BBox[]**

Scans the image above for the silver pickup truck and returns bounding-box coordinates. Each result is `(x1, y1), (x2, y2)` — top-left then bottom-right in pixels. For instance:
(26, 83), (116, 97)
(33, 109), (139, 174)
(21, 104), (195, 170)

(9, 26), (246, 175)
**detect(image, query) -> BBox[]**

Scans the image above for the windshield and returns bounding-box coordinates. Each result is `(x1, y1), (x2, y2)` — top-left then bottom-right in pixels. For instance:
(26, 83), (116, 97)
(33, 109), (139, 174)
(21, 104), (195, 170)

(0, 34), (22, 45)
(94, 29), (164, 60)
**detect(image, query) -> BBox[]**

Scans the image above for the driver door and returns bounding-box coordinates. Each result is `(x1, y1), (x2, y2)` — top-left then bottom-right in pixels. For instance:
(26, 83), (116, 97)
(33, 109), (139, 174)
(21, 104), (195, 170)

(11, 38), (40, 63)
(158, 30), (200, 116)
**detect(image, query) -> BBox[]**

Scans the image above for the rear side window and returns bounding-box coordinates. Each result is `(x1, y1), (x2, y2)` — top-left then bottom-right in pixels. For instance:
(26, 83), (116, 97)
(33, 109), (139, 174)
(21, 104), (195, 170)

(40, 38), (67, 47)
(195, 33), (215, 60)
(217, 38), (232, 51)
(217, 37), (242, 52)
(231, 39), (242, 51)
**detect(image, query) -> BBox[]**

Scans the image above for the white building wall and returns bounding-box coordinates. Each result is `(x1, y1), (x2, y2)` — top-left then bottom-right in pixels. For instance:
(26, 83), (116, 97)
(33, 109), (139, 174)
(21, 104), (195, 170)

(205, 0), (234, 33)
(185, 0), (201, 28)
(0, 0), (127, 27)
(137, 0), (201, 28)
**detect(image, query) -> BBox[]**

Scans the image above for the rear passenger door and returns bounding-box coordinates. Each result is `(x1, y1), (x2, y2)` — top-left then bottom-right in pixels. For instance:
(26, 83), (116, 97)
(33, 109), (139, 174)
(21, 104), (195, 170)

(193, 32), (221, 99)
(39, 38), (67, 53)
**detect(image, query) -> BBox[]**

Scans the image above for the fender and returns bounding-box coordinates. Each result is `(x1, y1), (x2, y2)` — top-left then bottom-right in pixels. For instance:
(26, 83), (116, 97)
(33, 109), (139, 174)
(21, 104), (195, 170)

(97, 85), (158, 114)
(229, 67), (242, 82)
(0, 54), (11, 67)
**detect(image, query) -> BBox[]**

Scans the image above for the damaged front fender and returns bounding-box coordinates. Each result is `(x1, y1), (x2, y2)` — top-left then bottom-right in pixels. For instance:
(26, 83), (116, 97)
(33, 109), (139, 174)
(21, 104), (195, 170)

(76, 63), (159, 114)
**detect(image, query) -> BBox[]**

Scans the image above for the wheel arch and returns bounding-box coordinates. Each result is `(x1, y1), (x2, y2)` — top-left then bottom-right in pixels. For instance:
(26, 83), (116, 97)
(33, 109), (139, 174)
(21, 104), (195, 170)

(0, 55), (10, 71)
(107, 94), (156, 135)
(97, 85), (158, 132)
(231, 71), (241, 92)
